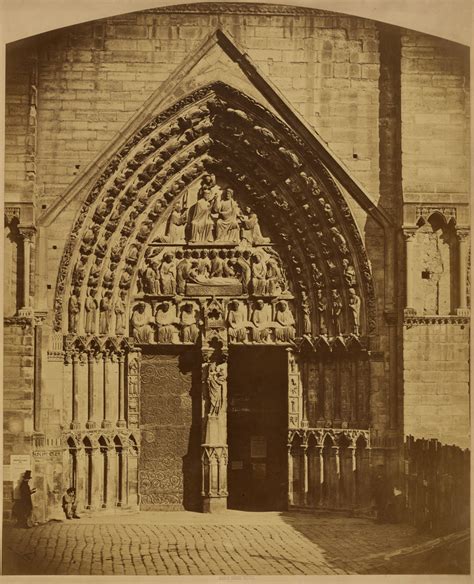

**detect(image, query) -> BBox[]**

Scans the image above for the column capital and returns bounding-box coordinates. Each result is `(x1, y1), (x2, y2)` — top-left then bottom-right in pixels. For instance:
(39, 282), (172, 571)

(18, 225), (37, 242)
(402, 228), (417, 242)
(456, 228), (470, 243)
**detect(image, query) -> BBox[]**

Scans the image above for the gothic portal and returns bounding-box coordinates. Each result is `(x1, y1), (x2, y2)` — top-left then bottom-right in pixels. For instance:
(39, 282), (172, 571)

(4, 10), (469, 521)
(53, 77), (376, 512)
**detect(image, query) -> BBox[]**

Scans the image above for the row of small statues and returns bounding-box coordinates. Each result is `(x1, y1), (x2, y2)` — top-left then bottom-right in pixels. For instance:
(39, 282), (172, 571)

(138, 248), (288, 296)
(158, 174), (270, 245)
(131, 299), (296, 344)
(69, 287), (361, 337)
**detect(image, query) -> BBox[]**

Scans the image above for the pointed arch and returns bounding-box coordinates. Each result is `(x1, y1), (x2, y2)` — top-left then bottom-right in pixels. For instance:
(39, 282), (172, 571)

(53, 82), (376, 342)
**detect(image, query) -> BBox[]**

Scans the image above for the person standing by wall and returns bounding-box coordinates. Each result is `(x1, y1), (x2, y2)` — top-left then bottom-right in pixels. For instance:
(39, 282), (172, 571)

(16, 470), (36, 528)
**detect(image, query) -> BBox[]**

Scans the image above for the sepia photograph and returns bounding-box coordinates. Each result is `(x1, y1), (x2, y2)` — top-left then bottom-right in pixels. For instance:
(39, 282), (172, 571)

(2, 0), (471, 578)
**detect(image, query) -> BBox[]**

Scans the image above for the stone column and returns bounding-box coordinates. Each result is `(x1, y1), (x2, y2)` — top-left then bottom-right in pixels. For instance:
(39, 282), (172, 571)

(287, 442), (294, 507)
(201, 350), (228, 513)
(318, 445), (324, 506)
(301, 442), (309, 506)
(101, 352), (112, 429)
(456, 229), (470, 315)
(403, 229), (417, 314)
(90, 445), (102, 510)
(117, 352), (127, 428)
(70, 353), (80, 430)
(333, 446), (341, 508)
(18, 226), (36, 316)
(350, 445), (357, 507)
(86, 351), (96, 429)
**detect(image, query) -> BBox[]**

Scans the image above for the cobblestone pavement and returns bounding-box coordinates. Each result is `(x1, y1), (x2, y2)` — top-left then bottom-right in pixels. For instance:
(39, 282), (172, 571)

(2, 510), (466, 576)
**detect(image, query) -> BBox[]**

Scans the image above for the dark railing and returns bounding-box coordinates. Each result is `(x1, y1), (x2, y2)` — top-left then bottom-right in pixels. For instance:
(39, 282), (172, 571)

(403, 436), (470, 534)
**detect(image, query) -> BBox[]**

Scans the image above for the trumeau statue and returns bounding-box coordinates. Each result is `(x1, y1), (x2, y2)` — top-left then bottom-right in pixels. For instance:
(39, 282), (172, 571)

(206, 356), (228, 416)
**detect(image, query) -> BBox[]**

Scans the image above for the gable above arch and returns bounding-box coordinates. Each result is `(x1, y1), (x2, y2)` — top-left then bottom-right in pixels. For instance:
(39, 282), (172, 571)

(39, 28), (392, 230)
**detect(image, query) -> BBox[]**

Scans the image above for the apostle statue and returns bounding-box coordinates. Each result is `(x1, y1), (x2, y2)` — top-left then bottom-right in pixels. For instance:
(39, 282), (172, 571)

(159, 253), (176, 295)
(275, 300), (296, 342)
(265, 257), (283, 296)
(234, 250), (252, 294)
(176, 250), (191, 295)
(131, 302), (155, 343)
(251, 254), (267, 295)
(155, 301), (178, 343)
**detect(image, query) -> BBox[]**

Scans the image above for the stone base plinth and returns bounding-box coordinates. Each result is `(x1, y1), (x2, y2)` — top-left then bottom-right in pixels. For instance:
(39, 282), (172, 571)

(202, 496), (228, 513)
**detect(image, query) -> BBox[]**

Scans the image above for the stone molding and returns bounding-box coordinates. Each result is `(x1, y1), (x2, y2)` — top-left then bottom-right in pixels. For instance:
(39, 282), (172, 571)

(404, 315), (470, 326)
(288, 427), (370, 448)
(144, 3), (332, 16)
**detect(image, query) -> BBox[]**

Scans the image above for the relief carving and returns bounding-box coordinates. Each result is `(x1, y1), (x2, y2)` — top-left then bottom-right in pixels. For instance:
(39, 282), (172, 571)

(55, 83), (376, 340)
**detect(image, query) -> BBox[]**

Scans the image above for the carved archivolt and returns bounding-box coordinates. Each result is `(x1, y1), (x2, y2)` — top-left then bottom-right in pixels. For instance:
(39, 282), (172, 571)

(54, 82), (375, 343)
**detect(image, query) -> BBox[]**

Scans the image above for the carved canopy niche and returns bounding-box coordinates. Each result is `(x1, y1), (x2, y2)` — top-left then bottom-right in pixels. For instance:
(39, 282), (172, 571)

(55, 82), (376, 346)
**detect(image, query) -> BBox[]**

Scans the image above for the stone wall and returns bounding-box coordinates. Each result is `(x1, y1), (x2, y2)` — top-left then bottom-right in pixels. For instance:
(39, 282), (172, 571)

(400, 30), (470, 206)
(403, 322), (470, 449)
(3, 4), (470, 519)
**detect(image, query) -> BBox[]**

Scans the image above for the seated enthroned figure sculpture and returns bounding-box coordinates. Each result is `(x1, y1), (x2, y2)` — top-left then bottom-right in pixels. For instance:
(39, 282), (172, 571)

(180, 303), (200, 343)
(227, 300), (249, 343)
(131, 302), (155, 343)
(189, 181), (215, 243)
(275, 300), (296, 342)
(213, 188), (240, 243)
(251, 299), (271, 343)
(155, 301), (178, 343)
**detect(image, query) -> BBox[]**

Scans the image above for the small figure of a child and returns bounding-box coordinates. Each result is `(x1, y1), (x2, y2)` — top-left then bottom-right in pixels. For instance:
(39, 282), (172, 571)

(62, 487), (80, 520)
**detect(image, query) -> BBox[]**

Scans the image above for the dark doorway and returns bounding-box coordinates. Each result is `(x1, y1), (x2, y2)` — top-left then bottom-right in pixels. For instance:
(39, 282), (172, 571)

(227, 347), (288, 510)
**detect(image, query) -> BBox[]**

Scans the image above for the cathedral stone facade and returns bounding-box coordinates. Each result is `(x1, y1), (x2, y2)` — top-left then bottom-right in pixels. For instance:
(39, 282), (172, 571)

(4, 3), (470, 521)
